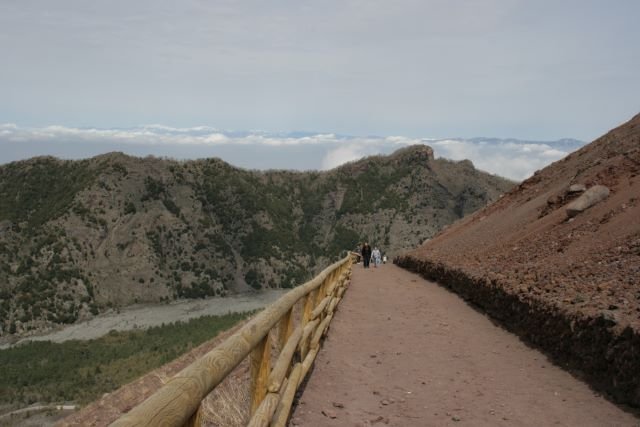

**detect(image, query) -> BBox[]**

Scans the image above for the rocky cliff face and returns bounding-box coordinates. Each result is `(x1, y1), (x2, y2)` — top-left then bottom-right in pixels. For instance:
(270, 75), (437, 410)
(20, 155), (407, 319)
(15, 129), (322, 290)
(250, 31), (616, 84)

(396, 113), (640, 406)
(0, 145), (513, 336)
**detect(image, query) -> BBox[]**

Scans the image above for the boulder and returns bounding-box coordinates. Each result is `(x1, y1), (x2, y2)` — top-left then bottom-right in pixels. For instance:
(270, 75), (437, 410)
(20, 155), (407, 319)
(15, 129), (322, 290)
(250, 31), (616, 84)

(566, 185), (610, 217)
(568, 184), (587, 193)
(547, 194), (562, 205)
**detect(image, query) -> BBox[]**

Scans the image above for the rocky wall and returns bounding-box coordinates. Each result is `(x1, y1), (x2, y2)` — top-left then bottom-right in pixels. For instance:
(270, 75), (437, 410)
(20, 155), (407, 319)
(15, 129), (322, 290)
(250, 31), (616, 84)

(394, 255), (640, 408)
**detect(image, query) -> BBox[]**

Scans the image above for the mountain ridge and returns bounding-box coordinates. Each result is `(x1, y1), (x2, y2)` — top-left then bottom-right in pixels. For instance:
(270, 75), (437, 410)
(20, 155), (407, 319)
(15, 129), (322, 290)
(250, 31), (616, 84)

(0, 145), (513, 338)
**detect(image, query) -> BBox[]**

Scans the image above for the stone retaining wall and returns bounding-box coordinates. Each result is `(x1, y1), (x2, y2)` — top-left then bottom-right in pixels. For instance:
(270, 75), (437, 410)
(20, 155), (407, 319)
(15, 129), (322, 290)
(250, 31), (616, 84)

(395, 255), (640, 408)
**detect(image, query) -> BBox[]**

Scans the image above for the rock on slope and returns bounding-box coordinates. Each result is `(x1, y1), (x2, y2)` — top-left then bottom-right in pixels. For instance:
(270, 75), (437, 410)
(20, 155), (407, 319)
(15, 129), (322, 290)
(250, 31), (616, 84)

(396, 113), (640, 406)
(0, 145), (513, 338)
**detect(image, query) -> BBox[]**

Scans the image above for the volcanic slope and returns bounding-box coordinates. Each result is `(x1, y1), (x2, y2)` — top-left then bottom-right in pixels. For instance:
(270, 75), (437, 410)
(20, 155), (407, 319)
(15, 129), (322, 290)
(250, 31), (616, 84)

(397, 113), (640, 407)
(0, 145), (513, 338)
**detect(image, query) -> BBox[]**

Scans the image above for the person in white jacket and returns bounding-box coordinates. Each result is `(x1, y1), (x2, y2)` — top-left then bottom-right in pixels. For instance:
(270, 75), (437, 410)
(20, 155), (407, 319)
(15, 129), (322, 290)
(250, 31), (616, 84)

(371, 247), (382, 268)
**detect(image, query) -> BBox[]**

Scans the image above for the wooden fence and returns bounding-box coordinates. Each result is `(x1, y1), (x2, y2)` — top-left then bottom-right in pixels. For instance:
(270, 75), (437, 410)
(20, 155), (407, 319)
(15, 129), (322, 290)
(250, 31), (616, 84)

(110, 254), (354, 427)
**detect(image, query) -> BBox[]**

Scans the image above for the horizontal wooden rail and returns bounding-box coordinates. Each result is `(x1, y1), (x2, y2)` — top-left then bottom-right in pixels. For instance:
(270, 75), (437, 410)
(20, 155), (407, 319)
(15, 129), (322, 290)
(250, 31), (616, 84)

(111, 253), (354, 427)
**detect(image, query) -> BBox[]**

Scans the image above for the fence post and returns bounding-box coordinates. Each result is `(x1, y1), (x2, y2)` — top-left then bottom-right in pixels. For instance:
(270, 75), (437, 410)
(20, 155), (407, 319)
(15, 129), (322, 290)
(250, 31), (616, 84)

(302, 289), (315, 325)
(278, 307), (293, 352)
(316, 276), (328, 305)
(250, 334), (271, 415)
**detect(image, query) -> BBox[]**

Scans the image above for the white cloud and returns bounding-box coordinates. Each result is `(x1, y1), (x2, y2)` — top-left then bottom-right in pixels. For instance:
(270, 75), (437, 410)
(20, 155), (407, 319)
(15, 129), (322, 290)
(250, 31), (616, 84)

(203, 133), (229, 144)
(430, 139), (581, 180)
(0, 123), (584, 180)
(322, 144), (368, 169)
(142, 124), (218, 133)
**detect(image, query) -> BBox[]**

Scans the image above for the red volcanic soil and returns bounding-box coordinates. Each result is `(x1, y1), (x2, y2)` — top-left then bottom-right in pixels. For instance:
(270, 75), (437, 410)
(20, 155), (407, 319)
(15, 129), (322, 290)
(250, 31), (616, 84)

(292, 265), (638, 426)
(396, 113), (640, 407)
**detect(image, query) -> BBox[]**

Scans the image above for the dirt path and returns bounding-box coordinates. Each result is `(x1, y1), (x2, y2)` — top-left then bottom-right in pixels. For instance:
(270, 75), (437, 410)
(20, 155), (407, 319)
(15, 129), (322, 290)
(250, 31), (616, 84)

(291, 264), (639, 426)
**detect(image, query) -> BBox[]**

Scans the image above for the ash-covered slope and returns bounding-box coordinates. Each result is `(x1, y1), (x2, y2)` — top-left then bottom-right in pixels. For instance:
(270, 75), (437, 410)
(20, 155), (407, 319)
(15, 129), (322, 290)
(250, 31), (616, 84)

(0, 145), (513, 337)
(397, 113), (640, 406)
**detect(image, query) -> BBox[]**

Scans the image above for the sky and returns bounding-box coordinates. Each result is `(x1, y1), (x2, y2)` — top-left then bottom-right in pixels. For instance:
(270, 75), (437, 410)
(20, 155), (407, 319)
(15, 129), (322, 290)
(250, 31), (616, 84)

(0, 1), (638, 179)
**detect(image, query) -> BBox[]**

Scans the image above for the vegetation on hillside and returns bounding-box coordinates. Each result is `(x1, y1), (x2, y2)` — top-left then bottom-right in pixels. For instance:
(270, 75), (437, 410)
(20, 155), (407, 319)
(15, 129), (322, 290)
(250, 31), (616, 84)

(0, 158), (97, 229)
(0, 311), (249, 406)
(0, 146), (514, 335)
(337, 162), (411, 215)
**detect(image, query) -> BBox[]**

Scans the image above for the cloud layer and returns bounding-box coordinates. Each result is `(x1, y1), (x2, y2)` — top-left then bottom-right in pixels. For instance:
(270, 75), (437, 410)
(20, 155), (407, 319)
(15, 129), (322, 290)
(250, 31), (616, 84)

(0, 124), (584, 181)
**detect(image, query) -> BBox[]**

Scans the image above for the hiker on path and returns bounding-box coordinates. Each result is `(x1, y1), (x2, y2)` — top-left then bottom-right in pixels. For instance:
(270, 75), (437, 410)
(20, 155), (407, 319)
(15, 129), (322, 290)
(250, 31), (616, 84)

(361, 243), (372, 268)
(372, 247), (382, 268)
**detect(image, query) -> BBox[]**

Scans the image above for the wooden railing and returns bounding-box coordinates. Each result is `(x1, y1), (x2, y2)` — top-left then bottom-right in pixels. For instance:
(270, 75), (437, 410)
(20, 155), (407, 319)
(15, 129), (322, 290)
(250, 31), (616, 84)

(110, 254), (354, 427)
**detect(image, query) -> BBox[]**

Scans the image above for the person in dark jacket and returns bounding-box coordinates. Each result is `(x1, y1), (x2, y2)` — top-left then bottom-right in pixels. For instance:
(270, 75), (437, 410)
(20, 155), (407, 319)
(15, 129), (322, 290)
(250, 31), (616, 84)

(361, 243), (372, 268)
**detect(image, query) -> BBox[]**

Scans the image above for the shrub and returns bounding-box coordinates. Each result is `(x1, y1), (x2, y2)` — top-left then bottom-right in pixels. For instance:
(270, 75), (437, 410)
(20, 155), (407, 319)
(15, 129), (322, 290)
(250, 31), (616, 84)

(0, 312), (249, 406)
(244, 269), (262, 290)
(162, 199), (180, 216)
(124, 201), (136, 215)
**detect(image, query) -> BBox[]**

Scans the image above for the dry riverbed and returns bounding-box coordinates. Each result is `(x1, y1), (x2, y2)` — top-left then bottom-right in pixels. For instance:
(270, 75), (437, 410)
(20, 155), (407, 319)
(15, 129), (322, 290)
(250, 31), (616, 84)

(0, 290), (286, 349)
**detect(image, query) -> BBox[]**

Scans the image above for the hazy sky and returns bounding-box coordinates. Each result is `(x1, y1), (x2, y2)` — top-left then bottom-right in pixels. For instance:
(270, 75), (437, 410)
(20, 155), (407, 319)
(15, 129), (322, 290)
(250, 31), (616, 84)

(0, 1), (638, 182)
(1, 0), (638, 141)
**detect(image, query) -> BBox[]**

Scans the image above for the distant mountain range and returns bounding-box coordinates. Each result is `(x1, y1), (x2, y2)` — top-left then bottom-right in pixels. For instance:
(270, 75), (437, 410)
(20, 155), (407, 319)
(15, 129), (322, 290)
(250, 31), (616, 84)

(0, 124), (584, 180)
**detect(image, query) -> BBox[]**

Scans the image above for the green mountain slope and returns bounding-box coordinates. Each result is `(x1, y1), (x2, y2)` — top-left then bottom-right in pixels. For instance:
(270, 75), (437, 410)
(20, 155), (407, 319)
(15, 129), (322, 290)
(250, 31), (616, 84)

(0, 145), (513, 336)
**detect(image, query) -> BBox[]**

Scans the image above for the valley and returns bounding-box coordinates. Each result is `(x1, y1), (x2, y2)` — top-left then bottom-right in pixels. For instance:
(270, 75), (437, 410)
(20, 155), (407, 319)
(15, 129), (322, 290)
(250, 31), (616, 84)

(0, 289), (285, 348)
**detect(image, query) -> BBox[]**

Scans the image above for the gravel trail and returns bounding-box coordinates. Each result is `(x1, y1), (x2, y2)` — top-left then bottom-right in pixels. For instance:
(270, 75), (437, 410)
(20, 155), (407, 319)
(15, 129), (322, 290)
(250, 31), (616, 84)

(291, 264), (638, 426)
